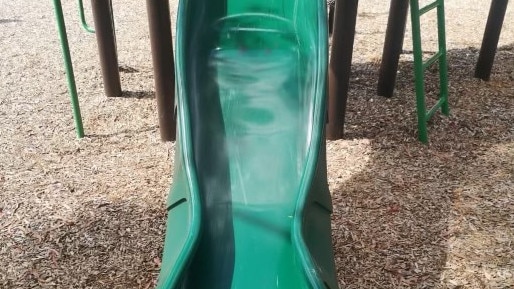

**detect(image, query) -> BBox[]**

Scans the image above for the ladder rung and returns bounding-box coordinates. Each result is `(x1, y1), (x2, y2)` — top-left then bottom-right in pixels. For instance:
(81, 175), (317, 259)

(425, 97), (446, 120)
(422, 51), (443, 70)
(419, 1), (439, 15)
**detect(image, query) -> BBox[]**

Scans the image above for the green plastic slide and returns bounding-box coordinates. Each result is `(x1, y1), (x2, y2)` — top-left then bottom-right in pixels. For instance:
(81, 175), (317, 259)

(156, 0), (338, 288)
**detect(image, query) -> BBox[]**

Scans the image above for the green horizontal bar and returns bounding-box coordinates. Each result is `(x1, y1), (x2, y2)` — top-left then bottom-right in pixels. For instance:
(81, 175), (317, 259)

(425, 97), (446, 120)
(419, 1), (439, 15)
(422, 51), (442, 70)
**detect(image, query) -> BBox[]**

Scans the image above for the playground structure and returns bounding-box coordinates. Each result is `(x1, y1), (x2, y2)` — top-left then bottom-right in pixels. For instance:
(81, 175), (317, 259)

(155, 1), (339, 287)
(48, 1), (510, 287)
(475, 0), (510, 81)
(52, 0), (509, 143)
(377, 0), (510, 94)
(51, 0), (176, 141)
(328, 0), (509, 143)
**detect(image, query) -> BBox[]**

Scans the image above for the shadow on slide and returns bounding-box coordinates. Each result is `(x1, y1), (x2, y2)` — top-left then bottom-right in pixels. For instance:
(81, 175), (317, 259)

(156, 0), (338, 288)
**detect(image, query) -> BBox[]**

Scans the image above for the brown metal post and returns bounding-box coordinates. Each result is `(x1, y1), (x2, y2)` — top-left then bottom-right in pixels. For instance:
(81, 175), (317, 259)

(327, 0), (359, 140)
(377, 0), (409, 97)
(328, 1), (335, 35)
(475, 0), (509, 81)
(91, 0), (122, 98)
(146, 0), (176, 142)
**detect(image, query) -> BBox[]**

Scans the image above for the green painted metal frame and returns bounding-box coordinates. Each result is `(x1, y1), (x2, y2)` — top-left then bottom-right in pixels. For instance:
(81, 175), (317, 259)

(52, 0), (85, 139)
(77, 0), (95, 33)
(409, 0), (449, 143)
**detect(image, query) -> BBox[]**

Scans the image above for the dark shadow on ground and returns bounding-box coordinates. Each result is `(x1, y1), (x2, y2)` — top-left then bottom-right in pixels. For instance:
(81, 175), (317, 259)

(119, 65), (140, 73)
(120, 90), (155, 99)
(87, 125), (158, 139)
(330, 44), (513, 288)
(0, 19), (21, 24)
(1, 200), (165, 288)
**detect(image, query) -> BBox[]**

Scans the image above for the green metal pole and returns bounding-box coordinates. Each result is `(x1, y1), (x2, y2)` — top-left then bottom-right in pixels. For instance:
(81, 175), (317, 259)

(409, 0), (428, 143)
(52, 0), (85, 139)
(436, 0), (449, 115)
(77, 0), (95, 33)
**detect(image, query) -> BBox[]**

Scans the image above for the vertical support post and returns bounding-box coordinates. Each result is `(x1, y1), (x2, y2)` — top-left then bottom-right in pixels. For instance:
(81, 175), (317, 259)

(436, 0), (449, 115)
(52, 0), (85, 139)
(328, 1), (335, 35)
(327, 0), (359, 140)
(91, 0), (122, 97)
(146, 0), (176, 142)
(377, 0), (409, 98)
(475, 0), (509, 81)
(409, 0), (428, 143)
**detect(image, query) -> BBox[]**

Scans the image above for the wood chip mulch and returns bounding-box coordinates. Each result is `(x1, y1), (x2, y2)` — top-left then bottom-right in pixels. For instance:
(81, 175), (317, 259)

(1, 1), (512, 288)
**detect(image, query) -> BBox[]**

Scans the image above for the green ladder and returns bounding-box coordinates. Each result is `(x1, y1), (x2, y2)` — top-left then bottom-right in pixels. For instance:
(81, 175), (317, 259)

(409, 0), (449, 143)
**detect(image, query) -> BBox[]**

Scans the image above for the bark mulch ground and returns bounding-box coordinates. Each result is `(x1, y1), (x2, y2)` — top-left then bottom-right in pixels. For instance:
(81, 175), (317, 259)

(1, 1), (512, 288)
